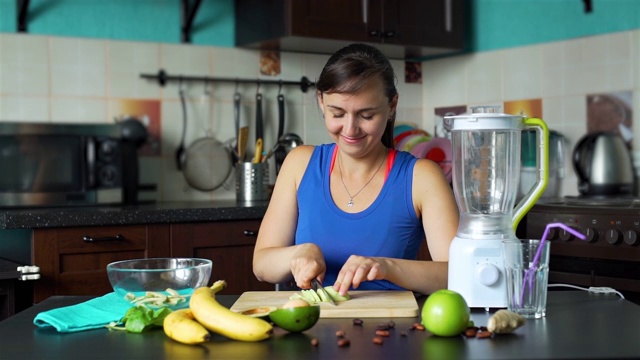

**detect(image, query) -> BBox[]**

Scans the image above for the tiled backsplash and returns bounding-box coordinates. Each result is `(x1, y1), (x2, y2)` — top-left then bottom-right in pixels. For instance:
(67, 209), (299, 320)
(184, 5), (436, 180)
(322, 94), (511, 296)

(1, 30), (639, 201)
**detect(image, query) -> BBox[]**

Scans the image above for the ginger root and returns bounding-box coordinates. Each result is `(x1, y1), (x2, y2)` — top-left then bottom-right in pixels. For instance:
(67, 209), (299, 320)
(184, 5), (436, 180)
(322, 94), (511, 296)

(487, 310), (526, 334)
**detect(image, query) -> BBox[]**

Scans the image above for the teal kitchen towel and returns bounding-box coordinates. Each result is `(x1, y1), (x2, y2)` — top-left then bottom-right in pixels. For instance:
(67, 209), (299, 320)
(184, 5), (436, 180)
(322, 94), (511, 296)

(34, 292), (132, 333)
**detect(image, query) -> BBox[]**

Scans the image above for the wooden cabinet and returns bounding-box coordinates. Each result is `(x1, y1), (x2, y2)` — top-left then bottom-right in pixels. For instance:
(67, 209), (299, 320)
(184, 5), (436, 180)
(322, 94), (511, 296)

(32, 224), (170, 303)
(235, 0), (465, 59)
(171, 220), (274, 295)
(30, 220), (272, 303)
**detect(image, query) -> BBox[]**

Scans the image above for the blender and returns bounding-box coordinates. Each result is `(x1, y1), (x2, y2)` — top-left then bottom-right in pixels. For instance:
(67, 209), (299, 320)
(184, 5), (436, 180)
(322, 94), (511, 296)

(445, 106), (549, 309)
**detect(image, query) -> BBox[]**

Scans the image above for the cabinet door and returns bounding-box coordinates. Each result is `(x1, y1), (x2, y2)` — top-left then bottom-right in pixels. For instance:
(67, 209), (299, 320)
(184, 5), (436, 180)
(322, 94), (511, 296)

(171, 221), (274, 295)
(32, 225), (170, 303)
(383, 0), (464, 48)
(290, 0), (373, 42)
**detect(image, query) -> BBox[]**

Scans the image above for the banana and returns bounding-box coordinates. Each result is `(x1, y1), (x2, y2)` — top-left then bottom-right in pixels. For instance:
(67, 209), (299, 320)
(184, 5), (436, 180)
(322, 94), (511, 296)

(163, 308), (211, 345)
(190, 280), (273, 342)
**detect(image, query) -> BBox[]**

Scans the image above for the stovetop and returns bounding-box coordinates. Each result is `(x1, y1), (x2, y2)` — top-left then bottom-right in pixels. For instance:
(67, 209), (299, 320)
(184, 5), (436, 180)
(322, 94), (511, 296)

(536, 196), (640, 208)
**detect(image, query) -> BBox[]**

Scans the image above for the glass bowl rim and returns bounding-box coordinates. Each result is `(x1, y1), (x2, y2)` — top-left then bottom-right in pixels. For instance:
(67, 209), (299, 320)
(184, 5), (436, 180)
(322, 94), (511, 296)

(106, 257), (212, 272)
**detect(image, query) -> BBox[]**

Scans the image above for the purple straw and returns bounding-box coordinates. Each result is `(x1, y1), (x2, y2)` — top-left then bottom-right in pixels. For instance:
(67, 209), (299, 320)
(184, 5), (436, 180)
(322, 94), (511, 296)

(519, 222), (587, 304)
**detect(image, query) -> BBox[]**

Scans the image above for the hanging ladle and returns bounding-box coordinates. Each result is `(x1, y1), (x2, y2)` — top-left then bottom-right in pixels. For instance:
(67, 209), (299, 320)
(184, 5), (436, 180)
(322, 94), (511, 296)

(262, 133), (304, 163)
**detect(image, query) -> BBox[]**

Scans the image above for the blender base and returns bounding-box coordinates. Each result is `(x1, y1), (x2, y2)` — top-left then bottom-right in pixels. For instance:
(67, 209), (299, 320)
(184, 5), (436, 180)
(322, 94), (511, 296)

(448, 236), (509, 309)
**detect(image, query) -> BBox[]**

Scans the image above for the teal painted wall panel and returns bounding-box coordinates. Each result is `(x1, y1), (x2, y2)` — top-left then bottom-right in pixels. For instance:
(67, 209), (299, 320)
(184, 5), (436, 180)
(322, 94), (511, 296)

(472, 0), (640, 51)
(0, 0), (234, 46)
(1, 0), (638, 50)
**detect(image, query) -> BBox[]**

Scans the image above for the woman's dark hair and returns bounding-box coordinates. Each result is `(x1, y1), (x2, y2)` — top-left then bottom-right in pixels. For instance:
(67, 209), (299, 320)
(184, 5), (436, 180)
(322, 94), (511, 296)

(316, 43), (398, 148)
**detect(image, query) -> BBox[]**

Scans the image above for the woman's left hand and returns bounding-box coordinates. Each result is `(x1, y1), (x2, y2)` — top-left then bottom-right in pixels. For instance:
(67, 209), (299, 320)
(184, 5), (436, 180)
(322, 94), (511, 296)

(333, 255), (387, 295)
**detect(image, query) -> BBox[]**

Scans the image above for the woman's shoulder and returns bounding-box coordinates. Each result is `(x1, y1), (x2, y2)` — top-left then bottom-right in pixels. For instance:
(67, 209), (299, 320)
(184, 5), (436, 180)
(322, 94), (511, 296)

(288, 143), (335, 159)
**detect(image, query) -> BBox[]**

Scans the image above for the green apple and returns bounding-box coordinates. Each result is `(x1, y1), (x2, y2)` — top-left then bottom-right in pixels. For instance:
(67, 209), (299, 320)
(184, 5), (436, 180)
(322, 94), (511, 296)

(421, 289), (470, 337)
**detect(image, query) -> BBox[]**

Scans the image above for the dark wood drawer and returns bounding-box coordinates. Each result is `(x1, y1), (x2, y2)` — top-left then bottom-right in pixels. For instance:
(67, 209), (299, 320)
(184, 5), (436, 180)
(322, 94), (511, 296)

(32, 224), (170, 303)
(171, 220), (273, 294)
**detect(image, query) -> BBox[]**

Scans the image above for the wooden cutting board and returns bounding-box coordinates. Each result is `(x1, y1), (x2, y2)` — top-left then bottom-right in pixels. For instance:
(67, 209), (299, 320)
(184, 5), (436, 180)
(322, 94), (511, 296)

(230, 290), (419, 318)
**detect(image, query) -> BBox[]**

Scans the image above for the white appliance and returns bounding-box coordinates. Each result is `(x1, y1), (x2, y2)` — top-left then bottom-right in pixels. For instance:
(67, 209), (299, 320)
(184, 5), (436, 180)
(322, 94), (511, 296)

(445, 106), (549, 309)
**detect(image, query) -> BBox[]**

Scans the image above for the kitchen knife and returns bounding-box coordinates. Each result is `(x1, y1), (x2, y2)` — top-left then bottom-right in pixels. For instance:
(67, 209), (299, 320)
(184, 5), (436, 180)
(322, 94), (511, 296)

(312, 279), (336, 306)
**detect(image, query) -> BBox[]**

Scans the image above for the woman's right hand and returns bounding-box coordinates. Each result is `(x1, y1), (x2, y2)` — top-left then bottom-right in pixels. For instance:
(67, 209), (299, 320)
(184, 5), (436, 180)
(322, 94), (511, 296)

(290, 243), (326, 289)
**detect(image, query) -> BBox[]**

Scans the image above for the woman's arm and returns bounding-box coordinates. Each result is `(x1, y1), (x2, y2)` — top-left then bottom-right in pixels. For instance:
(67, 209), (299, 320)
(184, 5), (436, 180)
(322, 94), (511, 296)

(252, 145), (324, 288)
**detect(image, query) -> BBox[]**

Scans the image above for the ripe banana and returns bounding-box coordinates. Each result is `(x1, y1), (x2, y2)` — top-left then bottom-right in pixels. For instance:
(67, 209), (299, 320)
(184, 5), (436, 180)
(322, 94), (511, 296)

(190, 280), (273, 342)
(163, 309), (211, 345)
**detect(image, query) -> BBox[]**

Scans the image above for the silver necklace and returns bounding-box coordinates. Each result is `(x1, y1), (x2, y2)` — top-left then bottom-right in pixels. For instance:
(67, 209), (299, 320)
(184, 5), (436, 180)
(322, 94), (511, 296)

(337, 149), (387, 207)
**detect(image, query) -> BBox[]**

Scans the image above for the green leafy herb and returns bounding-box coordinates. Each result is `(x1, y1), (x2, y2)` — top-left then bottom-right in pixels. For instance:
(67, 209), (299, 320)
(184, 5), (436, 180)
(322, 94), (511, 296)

(105, 305), (172, 334)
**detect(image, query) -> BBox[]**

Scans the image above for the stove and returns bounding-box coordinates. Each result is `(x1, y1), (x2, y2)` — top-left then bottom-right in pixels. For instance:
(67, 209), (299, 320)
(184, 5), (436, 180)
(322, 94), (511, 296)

(519, 196), (640, 304)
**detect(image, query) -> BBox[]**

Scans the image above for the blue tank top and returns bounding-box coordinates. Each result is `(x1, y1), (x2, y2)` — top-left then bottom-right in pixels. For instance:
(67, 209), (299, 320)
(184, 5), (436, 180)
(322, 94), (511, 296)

(295, 143), (424, 290)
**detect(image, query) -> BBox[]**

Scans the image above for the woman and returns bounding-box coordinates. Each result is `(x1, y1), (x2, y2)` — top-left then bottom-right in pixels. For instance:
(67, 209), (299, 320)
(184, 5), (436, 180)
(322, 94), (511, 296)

(253, 43), (459, 296)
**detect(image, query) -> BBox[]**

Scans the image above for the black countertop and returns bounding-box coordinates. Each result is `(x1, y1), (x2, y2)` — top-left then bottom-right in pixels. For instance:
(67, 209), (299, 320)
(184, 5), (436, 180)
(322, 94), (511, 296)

(0, 291), (639, 359)
(0, 200), (269, 229)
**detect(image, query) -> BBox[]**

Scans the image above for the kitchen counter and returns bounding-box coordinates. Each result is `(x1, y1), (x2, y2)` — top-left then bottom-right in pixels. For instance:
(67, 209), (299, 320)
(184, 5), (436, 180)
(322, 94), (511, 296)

(0, 200), (268, 229)
(0, 291), (639, 359)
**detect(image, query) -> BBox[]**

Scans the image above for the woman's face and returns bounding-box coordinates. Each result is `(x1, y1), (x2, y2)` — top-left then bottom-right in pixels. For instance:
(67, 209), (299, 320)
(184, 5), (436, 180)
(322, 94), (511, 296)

(318, 76), (397, 155)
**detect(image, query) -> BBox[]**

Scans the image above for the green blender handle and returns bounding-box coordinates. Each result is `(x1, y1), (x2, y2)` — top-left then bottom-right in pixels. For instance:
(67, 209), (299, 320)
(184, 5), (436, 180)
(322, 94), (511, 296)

(512, 117), (549, 231)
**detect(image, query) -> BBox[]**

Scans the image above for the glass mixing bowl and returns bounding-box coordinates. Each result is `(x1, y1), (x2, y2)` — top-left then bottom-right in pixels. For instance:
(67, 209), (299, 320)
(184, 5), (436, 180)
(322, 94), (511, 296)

(106, 258), (212, 309)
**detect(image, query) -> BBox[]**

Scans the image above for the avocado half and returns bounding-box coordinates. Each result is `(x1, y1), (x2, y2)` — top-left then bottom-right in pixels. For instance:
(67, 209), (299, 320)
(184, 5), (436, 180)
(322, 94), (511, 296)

(269, 306), (321, 333)
(238, 306), (278, 319)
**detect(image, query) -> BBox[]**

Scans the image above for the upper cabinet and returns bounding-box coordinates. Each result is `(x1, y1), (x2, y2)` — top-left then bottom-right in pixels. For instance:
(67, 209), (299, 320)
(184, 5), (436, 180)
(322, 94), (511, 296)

(235, 0), (466, 60)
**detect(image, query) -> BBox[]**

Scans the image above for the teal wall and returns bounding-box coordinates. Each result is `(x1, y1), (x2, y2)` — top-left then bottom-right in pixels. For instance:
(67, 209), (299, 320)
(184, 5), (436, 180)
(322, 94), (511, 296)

(0, 0), (235, 46)
(471, 0), (640, 51)
(0, 0), (639, 50)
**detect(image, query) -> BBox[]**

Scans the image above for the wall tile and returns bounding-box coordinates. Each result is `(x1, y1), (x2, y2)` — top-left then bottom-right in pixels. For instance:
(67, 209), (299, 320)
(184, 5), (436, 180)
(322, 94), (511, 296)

(466, 51), (503, 104)
(0, 96), (50, 121)
(50, 37), (107, 98)
(108, 41), (161, 99)
(50, 97), (107, 123)
(160, 44), (213, 99)
(0, 34), (49, 96)
(502, 45), (542, 101)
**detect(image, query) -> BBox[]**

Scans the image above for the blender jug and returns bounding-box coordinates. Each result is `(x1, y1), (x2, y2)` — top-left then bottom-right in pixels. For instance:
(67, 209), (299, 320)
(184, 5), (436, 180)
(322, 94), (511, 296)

(446, 106), (549, 308)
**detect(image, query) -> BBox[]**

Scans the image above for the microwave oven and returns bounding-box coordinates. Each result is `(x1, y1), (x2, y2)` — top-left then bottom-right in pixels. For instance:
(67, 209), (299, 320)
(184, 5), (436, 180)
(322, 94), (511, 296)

(0, 122), (128, 207)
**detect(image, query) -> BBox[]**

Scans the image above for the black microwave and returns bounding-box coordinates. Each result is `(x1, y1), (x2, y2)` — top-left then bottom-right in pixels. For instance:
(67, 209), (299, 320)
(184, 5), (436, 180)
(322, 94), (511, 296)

(0, 122), (128, 207)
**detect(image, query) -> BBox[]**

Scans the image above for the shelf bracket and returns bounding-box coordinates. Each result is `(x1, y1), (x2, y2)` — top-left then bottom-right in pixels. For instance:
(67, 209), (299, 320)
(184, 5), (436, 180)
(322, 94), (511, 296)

(17, 0), (30, 33)
(181, 0), (203, 43)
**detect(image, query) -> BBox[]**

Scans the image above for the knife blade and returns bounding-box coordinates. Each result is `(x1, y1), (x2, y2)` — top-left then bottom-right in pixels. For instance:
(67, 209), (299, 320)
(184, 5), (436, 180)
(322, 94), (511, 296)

(312, 279), (336, 306)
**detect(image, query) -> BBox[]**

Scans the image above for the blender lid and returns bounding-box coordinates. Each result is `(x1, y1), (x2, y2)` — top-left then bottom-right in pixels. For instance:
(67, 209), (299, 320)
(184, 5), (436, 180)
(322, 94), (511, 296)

(444, 106), (525, 131)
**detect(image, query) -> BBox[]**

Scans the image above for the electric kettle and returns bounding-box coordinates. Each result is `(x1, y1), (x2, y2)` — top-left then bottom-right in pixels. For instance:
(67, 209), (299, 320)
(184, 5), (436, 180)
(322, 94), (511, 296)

(572, 132), (634, 196)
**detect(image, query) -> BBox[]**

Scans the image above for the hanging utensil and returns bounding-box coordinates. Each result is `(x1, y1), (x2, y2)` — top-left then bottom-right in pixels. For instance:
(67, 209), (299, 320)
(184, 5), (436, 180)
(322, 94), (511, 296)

(235, 86), (249, 163)
(274, 84), (287, 174)
(176, 81), (187, 171)
(255, 83), (264, 162)
(181, 82), (233, 191)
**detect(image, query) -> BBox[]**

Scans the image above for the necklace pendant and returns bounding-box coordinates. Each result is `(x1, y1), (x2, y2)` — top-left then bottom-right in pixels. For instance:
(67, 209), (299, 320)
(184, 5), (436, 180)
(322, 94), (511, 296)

(347, 198), (354, 207)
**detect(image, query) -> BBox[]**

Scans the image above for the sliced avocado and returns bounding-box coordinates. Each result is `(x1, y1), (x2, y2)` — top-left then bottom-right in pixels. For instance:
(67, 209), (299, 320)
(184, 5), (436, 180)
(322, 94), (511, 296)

(324, 286), (350, 301)
(317, 288), (330, 302)
(308, 289), (321, 303)
(300, 290), (318, 304)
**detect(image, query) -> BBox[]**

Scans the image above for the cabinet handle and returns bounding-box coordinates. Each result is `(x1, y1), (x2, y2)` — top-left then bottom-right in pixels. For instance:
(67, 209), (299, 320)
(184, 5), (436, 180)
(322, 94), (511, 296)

(445, 0), (452, 32)
(243, 230), (258, 237)
(83, 234), (125, 243)
(369, 29), (380, 37)
(362, 0), (368, 24)
(383, 31), (395, 38)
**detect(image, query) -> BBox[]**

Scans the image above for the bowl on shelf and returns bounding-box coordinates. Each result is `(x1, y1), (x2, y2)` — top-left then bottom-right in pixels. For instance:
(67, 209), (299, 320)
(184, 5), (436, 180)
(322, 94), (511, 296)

(106, 257), (212, 309)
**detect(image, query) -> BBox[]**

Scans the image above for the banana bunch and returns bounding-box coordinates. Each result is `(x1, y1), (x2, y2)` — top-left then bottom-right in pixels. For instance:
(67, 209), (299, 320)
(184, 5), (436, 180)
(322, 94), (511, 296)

(163, 280), (273, 344)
